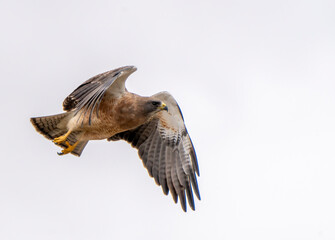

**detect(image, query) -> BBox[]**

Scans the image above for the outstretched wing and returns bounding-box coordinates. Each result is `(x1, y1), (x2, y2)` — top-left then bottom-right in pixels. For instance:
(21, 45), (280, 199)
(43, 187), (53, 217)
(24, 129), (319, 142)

(109, 91), (200, 212)
(63, 66), (136, 125)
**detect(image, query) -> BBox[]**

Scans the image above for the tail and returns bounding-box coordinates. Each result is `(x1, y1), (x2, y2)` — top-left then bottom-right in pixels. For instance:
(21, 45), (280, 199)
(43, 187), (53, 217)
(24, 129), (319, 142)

(30, 112), (88, 156)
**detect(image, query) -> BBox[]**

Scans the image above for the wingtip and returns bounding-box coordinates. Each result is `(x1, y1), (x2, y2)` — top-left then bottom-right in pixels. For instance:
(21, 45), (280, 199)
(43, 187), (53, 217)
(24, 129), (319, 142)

(181, 200), (187, 212)
(179, 191), (187, 212)
(186, 184), (195, 210)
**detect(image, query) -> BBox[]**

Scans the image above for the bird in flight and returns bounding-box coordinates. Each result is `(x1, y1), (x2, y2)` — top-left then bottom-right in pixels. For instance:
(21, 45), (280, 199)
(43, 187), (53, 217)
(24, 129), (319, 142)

(30, 66), (200, 211)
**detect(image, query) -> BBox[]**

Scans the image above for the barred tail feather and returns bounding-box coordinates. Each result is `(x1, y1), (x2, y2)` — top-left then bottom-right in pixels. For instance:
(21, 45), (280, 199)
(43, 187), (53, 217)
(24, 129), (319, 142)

(71, 140), (88, 156)
(30, 112), (70, 140)
(30, 113), (88, 157)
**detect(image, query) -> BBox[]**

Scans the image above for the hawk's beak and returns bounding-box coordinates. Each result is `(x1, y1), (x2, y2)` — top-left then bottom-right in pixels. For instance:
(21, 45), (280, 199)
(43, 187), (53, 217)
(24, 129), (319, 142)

(160, 102), (168, 112)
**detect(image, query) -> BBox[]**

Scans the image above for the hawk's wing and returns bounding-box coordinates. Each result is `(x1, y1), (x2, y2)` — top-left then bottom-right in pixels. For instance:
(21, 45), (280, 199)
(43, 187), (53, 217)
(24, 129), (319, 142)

(109, 91), (200, 212)
(63, 66), (136, 125)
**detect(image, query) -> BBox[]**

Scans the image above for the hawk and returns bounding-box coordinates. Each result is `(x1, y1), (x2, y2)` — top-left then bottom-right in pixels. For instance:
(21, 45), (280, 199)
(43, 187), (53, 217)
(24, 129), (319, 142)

(30, 66), (200, 211)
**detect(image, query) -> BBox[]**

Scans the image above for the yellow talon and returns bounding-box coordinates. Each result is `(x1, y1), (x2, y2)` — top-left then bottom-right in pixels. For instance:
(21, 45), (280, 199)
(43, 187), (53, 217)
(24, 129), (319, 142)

(58, 141), (79, 155)
(53, 130), (72, 144)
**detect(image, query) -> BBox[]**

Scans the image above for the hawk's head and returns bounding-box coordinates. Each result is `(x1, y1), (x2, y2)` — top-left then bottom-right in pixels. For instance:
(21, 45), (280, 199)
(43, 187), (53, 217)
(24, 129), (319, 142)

(143, 100), (168, 116)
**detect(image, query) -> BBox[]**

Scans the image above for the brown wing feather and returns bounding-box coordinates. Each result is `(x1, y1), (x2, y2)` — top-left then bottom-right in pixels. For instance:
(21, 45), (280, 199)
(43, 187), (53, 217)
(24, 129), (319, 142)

(62, 66), (136, 125)
(108, 91), (200, 212)
(63, 69), (118, 111)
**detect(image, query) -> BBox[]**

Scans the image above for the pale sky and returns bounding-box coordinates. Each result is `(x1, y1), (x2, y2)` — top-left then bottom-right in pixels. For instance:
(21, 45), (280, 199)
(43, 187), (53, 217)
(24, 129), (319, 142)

(1, 0), (335, 239)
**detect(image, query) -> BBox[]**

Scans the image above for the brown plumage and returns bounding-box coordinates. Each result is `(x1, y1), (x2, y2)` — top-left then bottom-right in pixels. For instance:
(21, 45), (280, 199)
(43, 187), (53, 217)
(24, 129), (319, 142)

(30, 66), (200, 212)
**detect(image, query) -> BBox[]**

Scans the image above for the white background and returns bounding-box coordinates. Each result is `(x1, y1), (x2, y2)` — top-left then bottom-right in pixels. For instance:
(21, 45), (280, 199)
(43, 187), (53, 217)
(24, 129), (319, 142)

(1, 0), (335, 239)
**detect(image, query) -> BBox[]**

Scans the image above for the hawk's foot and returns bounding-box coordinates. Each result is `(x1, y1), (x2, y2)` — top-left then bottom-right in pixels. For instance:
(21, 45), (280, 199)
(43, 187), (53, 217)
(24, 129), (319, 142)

(53, 130), (72, 144)
(57, 141), (79, 155)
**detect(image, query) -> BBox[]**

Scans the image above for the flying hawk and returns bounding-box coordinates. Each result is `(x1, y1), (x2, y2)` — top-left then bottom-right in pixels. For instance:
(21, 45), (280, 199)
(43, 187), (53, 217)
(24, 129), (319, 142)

(30, 66), (200, 211)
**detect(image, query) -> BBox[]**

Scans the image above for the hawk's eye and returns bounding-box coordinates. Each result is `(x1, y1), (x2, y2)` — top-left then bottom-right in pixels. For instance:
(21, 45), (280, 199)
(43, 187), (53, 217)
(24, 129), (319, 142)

(151, 101), (160, 106)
